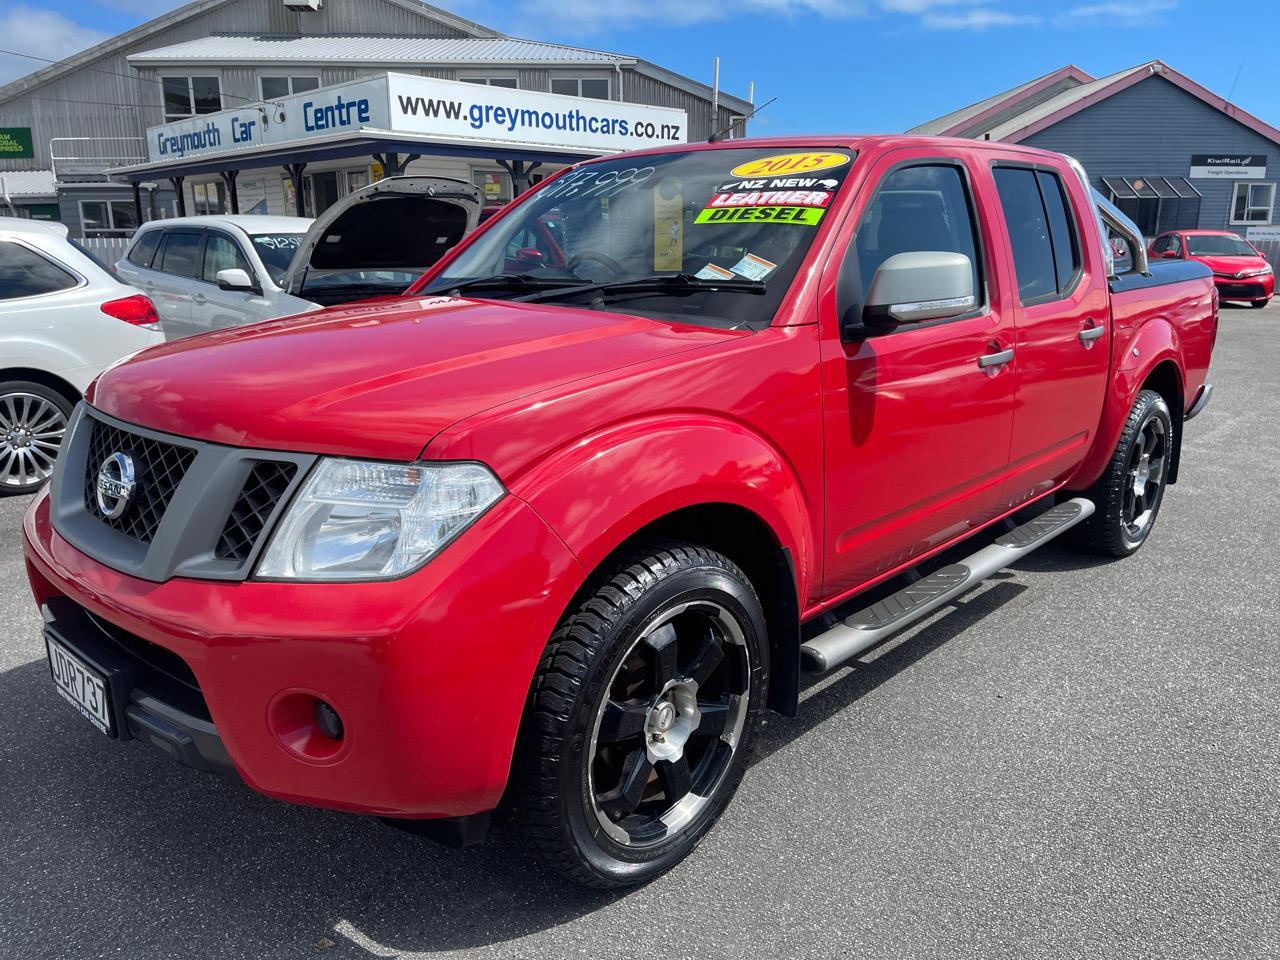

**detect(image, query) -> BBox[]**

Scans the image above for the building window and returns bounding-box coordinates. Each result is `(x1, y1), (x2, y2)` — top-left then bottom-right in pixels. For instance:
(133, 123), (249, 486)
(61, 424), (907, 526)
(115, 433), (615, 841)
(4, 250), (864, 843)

(1231, 182), (1275, 225)
(460, 77), (518, 89)
(192, 181), (227, 216)
(550, 77), (610, 100)
(80, 200), (139, 238)
(162, 76), (222, 122)
(260, 76), (320, 100)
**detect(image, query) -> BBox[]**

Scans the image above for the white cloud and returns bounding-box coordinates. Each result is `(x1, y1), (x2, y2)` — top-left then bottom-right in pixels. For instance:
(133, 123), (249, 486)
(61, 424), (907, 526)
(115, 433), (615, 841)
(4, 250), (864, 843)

(1054, 0), (1177, 25)
(923, 7), (1042, 28)
(0, 6), (107, 84)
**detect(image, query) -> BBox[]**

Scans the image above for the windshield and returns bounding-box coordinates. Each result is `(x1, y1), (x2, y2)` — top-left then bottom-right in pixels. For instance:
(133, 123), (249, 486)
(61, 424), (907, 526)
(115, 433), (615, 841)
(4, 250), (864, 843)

(426, 147), (856, 328)
(1186, 234), (1257, 257)
(250, 233), (305, 284)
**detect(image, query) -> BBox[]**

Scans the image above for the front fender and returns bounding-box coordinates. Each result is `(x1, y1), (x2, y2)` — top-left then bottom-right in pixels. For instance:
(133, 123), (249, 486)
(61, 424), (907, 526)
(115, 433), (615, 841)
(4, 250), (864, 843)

(1070, 316), (1183, 491)
(511, 414), (817, 604)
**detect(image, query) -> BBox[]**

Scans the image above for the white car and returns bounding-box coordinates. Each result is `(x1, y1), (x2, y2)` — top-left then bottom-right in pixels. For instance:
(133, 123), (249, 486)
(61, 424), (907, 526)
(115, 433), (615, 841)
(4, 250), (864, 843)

(0, 218), (164, 494)
(115, 176), (482, 339)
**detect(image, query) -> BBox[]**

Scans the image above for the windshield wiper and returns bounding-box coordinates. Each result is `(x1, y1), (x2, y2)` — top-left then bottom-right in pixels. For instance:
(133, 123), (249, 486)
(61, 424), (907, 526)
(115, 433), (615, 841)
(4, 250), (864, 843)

(437, 274), (591, 296)
(514, 272), (766, 304)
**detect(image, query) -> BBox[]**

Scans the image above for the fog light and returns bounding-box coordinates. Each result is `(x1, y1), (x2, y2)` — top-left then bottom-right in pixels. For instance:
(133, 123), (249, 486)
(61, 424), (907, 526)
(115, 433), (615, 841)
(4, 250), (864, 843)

(314, 699), (344, 741)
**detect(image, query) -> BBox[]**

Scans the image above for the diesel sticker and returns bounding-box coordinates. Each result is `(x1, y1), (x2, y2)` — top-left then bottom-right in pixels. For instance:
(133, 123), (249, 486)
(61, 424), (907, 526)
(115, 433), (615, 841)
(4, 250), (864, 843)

(694, 206), (826, 226)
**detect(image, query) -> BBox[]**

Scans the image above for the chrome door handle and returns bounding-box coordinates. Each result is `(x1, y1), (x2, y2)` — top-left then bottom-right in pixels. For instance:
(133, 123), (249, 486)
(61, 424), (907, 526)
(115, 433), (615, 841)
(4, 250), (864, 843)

(978, 348), (1014, 369)
(192, 293), (207, 304)
(1079, 325), (1106, 345)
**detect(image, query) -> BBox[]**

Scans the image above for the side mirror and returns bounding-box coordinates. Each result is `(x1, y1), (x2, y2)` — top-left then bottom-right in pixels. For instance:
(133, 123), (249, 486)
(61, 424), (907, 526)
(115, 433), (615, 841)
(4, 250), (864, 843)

(861, 251), (976, 329)
(512, 247), (544, 264)
(1161, 249), (1179, 259)
(216, 267), (259, 293)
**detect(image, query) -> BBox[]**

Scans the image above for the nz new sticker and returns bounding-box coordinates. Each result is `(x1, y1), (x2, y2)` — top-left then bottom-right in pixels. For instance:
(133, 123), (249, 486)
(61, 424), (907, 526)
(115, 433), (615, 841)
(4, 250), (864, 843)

(695, 206), (826, 226)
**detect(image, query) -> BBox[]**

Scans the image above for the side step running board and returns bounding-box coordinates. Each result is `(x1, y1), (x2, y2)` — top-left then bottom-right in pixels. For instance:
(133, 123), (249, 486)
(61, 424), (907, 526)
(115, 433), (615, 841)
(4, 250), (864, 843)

(800, 497), (1095, 673)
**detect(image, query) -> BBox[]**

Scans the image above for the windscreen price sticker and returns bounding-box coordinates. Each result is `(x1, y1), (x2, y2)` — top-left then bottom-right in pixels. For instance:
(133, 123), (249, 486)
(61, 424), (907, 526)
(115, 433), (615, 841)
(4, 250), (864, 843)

(539, 166), (656, 201)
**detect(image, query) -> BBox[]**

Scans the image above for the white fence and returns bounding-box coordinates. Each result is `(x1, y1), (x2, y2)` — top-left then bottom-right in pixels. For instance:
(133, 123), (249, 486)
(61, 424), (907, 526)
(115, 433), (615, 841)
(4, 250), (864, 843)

(78, 237), (131, 265)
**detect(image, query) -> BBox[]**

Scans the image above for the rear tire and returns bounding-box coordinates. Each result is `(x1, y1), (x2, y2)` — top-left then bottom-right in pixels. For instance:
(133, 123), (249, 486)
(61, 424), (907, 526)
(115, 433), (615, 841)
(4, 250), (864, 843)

(0, 381), (73, 496)
(1075, 389), (1172, 557)
(507, 543), (768, 888)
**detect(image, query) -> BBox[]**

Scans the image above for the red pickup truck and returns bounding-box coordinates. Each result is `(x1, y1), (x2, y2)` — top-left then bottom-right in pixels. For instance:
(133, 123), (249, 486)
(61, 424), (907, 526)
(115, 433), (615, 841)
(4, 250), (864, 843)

(24, 136), (1217, 888)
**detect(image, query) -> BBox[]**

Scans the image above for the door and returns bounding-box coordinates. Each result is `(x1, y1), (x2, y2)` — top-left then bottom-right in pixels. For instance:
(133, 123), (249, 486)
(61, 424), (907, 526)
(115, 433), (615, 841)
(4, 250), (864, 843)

(820, 151), (1018, 598)
(149, 230), (204, 339)
(987, 161), (1111, 505)
(195, 230), (275, 330)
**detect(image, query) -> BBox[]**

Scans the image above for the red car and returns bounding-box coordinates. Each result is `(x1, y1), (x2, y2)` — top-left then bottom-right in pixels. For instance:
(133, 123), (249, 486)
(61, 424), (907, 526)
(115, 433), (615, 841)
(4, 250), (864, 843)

(25, 136), (1217, 888)
(1149, 229), (1273, 307)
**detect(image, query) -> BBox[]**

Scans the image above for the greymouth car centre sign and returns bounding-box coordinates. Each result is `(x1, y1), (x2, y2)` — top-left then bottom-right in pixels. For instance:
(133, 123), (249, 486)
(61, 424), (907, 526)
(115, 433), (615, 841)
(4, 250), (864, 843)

(146, 73), (688, 164)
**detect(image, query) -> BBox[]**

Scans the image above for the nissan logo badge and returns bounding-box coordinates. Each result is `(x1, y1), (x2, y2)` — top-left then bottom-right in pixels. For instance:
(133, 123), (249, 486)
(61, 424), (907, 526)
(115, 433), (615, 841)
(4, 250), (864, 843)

(95, 452), (136, 520)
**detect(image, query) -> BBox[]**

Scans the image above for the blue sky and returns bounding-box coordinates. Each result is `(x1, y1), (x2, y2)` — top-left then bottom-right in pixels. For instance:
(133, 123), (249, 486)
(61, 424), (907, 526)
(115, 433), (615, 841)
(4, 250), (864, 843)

(1, 0), (1276, 135)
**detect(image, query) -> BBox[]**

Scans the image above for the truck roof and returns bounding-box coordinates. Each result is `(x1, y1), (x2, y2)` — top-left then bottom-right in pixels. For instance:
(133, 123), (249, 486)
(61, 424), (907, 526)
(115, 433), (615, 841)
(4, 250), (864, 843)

(590, 134), (1072, 164)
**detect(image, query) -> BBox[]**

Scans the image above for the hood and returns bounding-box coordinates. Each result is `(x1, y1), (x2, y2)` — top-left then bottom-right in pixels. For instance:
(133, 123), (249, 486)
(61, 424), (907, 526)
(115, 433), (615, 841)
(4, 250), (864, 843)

(281, 175), (482, 295)
(1191, 252), (1269, 276)
(89, 296), (739, 461)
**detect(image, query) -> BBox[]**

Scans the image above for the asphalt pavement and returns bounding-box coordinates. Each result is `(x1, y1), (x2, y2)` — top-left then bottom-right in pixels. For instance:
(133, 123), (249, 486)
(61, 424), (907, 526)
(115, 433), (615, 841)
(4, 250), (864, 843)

(1, 302), (1278, 959)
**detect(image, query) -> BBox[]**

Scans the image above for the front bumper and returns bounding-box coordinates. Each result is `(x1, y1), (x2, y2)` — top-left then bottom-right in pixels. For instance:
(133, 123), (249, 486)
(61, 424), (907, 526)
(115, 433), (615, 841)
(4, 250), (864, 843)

(24, 487), (583, 818)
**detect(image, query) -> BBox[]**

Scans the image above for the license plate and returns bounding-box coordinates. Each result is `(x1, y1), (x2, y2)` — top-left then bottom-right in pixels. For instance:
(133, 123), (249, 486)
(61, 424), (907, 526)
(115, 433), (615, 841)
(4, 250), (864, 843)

(46, 636), (114, 736)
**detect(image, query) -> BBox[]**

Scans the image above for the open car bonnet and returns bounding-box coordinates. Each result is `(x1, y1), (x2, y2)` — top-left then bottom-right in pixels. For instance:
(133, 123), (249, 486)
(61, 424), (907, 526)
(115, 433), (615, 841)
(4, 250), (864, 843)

(281, 175), (482, 302)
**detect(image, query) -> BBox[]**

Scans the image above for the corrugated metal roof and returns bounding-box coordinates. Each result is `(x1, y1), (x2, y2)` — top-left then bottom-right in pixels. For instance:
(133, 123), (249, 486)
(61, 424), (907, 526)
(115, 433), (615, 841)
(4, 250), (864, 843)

(129, 34), (628, 65)
(975, 64), (1149, 140)
(0, 169), (57, 198)
(909, 66), (1089, 136)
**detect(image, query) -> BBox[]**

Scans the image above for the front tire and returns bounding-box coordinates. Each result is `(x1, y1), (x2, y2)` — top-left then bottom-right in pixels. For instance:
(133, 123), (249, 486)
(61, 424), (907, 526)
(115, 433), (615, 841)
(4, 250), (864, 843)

(1076, 389), (1173, 557)
(1250, 298), (1269, 309)
(0, 381), (73, 496)
(508, 543), (768, 888)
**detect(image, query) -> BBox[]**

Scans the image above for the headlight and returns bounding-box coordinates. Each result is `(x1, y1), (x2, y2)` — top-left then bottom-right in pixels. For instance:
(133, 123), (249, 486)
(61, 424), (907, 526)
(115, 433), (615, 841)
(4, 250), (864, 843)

(1259, 264), (1274, 276)
(256, 458), (504, 581)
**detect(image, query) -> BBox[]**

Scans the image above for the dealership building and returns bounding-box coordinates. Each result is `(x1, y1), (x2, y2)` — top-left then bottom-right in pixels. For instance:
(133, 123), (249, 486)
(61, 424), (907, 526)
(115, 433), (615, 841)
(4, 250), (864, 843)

(0, 0), (750, 237)
(912, 60), (1280, 247)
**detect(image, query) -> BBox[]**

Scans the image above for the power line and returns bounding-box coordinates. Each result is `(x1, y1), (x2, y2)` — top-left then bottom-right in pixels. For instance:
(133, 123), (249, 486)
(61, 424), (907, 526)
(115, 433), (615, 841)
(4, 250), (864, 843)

(0, 46), (278, 108)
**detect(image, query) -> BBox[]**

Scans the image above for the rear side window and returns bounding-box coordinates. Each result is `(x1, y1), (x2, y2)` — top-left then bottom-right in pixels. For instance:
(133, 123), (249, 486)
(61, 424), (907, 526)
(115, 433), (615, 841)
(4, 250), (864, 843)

(128, 230), (162, 268)
(0, 240), (79, 300)
(854, 163), (983, 306)
(993, 166), (1081, 303)
(158, 232), (203, 278)
(202, 233), (252, 283)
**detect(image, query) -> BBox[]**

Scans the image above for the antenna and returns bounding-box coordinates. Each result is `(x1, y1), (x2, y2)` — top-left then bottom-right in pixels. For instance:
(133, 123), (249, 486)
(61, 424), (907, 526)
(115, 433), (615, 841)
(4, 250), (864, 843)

(708, 96), (777, 142)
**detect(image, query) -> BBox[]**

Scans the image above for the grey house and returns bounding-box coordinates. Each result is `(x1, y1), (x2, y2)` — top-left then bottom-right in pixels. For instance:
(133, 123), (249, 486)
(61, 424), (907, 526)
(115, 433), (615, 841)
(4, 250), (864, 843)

(0, 0), (750, 234)
(912, 60), (1280, 247)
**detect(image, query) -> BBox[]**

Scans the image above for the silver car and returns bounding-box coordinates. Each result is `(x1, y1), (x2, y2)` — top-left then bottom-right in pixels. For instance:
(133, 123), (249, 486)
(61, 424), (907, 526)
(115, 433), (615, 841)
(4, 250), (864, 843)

(115, 176), (482, 338)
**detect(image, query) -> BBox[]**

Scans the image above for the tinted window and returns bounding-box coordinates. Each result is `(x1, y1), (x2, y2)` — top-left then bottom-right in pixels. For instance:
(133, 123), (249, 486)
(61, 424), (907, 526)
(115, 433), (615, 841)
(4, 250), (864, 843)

(128, 230), (162, 268)
(1151, 235), (1172, 255)
(993, 167), (1056, 302)
(158, 232), (203, 278)
(1038, 171), (1081, 292)
(855, 163), (982, 303)
(0, 241), (79, 300)
(202, 233), (251, 283)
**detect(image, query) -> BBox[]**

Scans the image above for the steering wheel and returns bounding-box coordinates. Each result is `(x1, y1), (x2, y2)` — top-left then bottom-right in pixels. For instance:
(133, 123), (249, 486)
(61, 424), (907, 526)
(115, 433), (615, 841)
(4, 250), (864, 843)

(567, 252), (627, 278)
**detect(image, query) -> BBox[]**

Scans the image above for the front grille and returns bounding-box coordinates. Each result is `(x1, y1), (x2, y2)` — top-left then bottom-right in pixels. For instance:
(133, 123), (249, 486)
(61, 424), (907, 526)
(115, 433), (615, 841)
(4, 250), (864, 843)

(216, 460), (297, 562)
(84, 608), (211, 721)
(1217, 281), (1265, 298)
(83, 419), (196, 543)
